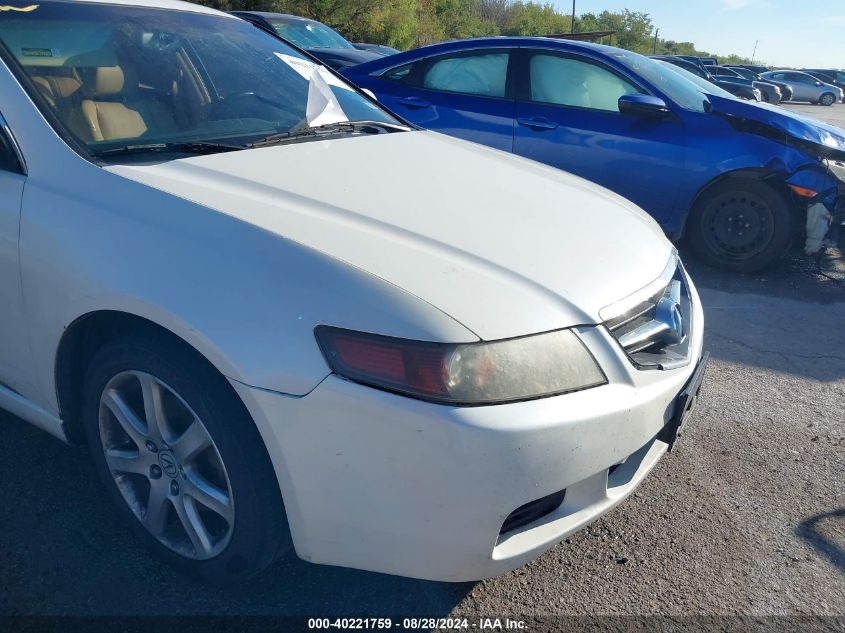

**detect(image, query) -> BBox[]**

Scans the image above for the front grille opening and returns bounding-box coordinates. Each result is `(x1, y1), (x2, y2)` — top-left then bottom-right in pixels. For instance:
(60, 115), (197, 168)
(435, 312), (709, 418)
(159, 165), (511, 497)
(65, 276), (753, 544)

(500, 489), (566, 536)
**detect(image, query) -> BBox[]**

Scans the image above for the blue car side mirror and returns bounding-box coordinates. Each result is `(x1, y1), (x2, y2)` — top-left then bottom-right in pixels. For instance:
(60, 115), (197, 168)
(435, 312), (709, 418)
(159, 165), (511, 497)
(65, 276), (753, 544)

(619, 94), (671, 118)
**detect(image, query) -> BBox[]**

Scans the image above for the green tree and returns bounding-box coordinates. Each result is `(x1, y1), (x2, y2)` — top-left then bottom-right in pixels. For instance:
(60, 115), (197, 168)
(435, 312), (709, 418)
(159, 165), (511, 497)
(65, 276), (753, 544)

(578, 9), (652, 52)
(503, 2), (571, 36)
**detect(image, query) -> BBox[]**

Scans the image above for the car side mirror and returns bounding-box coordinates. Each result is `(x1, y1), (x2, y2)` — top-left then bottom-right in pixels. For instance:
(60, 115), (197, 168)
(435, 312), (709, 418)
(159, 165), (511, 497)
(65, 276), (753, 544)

(816, 81), (823, 86)
(618, 94), (671, 118)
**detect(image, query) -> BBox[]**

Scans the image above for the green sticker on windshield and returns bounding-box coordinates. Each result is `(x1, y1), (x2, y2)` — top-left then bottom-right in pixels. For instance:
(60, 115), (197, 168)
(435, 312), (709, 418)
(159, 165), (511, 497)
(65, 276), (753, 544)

(21, 47), (56, 57)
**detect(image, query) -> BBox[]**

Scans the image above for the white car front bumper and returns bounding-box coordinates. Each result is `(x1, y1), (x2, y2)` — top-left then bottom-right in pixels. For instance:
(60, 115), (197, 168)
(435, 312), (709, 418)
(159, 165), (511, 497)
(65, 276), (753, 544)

(233, 270), (704, 582)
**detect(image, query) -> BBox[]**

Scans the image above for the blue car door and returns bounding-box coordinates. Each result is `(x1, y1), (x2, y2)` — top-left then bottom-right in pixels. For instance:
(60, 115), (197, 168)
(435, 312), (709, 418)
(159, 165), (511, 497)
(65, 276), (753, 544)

(365, 48), (516, 153)
(512, 49), (687, 225)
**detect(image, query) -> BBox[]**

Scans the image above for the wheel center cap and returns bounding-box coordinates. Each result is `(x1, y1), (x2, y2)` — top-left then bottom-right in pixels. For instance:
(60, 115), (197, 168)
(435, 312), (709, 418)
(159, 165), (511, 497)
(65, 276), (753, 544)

(158, 451), (179, 478)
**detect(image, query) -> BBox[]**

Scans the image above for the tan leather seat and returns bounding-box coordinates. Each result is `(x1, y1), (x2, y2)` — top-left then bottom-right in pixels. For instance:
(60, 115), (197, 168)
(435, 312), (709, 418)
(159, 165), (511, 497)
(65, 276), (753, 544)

(78, 66), (148, 142)
(31, 74), (82, 110)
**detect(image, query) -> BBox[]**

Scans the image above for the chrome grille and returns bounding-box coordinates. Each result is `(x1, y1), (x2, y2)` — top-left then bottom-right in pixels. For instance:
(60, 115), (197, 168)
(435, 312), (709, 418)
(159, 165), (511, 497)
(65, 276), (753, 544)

(604, 259), (694, 371)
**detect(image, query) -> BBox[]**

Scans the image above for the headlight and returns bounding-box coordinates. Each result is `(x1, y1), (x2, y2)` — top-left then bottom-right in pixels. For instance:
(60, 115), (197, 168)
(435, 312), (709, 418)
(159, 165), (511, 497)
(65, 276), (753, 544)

(315, 326), (607, 405)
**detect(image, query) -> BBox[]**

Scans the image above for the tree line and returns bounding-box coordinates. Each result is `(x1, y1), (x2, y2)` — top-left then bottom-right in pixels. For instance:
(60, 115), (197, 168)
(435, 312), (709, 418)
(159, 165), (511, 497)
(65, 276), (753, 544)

(193, 0), (759, 65)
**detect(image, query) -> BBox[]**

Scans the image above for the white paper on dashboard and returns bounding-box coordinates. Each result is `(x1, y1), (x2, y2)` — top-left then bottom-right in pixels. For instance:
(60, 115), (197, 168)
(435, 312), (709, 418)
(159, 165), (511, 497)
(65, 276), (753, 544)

(274, 52), (351, 89)
(274, 52), (350, 127)
(304, 67), (347, 127)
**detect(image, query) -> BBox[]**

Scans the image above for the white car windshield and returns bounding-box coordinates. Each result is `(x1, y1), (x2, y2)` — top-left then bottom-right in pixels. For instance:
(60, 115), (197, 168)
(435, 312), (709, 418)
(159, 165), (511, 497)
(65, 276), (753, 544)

(0, 2), (399, 158)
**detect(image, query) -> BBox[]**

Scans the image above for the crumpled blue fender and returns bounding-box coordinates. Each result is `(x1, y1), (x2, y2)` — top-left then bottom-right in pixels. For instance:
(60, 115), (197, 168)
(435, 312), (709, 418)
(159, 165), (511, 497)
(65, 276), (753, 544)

(785, 166), (840, 209)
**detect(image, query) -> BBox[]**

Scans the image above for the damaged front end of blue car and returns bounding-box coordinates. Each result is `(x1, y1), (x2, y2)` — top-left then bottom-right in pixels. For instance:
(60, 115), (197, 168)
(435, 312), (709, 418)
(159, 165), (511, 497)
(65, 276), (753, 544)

(708, 95), (845, 253)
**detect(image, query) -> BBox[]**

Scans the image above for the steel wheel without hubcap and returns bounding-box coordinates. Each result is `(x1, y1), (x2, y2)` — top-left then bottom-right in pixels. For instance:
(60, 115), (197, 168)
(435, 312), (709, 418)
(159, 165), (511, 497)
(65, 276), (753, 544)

(699, 189), (775, 263)
(98, 371), (235, 560)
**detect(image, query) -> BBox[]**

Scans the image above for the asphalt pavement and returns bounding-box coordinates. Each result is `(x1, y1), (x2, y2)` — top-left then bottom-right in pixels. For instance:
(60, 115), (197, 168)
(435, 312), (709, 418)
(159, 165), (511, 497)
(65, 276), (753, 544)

(783, 101), (845, 128)
(1, 102), (845, 627)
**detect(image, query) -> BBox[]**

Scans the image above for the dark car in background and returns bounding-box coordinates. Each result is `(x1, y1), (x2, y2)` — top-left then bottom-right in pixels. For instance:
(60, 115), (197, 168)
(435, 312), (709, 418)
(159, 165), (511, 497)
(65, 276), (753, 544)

(802, 69), (845, 95)
(710, 65), (782, 103)
(652, 55), (760, 101)
(354, 42), (401, 56)
(726, 65), (793, 101)
(231, 11), (385, 70)
(732, 64), (771, 75)
(345, 37), (845, 272)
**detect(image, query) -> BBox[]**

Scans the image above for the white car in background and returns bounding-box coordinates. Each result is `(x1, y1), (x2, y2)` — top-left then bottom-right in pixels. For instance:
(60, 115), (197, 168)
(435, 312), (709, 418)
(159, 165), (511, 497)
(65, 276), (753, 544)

(0, 0), (706, 582)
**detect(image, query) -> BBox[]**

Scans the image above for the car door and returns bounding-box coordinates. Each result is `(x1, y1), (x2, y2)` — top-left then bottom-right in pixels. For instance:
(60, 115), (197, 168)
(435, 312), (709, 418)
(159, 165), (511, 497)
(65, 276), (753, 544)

(0, 112), (30, 396)
(367, 48), (516, 152)
(766, 71), (792, 94)
(785, 72), (815, 100)
(512, 49), (687, 225)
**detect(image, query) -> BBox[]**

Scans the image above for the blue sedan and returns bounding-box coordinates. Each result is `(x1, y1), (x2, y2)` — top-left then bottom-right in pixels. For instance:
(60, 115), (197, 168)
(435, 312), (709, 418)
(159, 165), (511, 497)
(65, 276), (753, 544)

(343, 38), (845, 272)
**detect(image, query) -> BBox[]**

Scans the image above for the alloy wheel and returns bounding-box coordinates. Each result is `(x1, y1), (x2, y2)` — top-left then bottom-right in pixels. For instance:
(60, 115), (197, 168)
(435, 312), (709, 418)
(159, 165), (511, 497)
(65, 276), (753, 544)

(821, 93), (836, 106)
(98, 371), (235, 560)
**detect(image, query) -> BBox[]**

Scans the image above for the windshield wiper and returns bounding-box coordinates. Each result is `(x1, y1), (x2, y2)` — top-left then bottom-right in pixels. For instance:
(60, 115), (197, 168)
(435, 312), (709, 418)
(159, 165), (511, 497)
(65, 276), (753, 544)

(246, 120), (410, 149)
(91, 141), (245, 159)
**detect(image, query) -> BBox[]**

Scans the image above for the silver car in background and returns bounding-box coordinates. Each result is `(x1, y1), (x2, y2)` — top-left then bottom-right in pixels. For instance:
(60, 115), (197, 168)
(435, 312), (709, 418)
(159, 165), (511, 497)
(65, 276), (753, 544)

(760, 70), (842, 105)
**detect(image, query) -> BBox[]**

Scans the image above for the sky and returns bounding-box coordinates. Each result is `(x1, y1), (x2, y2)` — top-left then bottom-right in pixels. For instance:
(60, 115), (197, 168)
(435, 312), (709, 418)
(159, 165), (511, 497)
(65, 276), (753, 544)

(552, 0), (845, 68)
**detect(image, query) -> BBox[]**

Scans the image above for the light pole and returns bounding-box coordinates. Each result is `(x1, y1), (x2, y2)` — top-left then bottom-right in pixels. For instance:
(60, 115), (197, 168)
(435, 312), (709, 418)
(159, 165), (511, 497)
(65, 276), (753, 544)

(571, 0), (576, 34)
(652, 28), (660, 54)
(751, 40), (759, 63)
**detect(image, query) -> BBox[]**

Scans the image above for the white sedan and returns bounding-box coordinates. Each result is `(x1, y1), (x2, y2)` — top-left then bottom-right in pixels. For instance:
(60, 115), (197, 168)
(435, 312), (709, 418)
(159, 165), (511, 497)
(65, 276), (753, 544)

(0, 0), (706, 582)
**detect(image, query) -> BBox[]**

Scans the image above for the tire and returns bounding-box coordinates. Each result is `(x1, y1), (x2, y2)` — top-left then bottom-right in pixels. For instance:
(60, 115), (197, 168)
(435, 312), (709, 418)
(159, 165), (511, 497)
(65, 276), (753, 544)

(686, 179), (795, 273)
(760, 91), (770, 104)
(82, 330), (290, 583)
(820, 92), (837, 107)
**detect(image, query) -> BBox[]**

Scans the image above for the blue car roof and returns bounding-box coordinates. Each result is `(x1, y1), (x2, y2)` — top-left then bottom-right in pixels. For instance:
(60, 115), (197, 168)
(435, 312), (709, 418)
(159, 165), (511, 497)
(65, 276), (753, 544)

(345, 36), (632, 75)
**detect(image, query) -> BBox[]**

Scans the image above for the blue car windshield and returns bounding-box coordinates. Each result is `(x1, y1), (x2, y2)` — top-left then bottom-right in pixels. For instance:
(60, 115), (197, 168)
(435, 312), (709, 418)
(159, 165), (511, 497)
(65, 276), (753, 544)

(611, 50), (718, 113)
(655, 61), (737, 101)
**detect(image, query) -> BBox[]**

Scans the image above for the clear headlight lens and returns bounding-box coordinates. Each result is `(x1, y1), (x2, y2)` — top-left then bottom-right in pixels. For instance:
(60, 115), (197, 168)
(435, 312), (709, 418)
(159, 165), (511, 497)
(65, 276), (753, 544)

(315, 326), (607, 406)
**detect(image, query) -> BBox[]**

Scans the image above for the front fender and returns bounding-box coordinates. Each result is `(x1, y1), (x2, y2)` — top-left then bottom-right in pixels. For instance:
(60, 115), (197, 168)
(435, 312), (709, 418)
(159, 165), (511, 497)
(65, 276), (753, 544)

(20, 162), (477, 417)
(668, 110), (839, 238)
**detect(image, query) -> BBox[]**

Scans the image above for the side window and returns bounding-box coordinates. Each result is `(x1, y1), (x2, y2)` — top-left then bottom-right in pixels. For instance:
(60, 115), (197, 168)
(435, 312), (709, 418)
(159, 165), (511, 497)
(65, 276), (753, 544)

(421, 52), (509, 98)
(0, 127), (23, 174)
(529, 54), (641, 112)
(382, 62), (414, 84)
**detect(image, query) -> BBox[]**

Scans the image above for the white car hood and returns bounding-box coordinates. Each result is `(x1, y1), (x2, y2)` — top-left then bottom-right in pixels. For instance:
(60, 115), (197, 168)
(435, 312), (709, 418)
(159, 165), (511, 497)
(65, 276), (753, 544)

(107, 131), (672, 341)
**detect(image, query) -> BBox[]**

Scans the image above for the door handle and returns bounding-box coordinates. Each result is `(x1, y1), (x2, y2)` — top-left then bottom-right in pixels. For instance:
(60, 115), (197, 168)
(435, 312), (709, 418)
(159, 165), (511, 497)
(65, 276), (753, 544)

(396, 96), (431, 109)
(517, 117), (559, 130)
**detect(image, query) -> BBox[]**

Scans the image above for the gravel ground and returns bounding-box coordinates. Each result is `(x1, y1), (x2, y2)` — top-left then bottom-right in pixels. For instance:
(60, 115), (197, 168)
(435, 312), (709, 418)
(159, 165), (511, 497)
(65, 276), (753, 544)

(1, 252), (843, 628)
